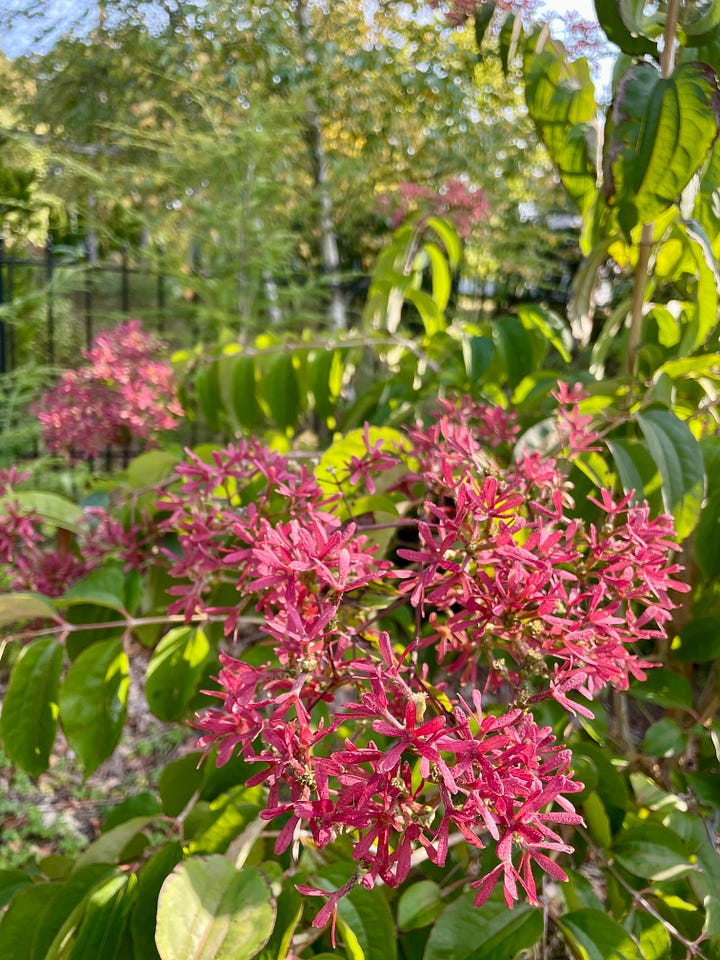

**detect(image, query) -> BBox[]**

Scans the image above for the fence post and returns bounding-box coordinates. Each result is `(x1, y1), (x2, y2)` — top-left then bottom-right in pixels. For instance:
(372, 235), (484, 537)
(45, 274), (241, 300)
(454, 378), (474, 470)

(121, 243), (129, 313)
(0, 229), (6, 375)
(46, 234), (55, 364)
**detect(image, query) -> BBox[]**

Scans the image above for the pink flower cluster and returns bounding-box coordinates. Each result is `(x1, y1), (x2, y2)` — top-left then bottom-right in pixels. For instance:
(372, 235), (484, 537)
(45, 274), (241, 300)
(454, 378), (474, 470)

(379, 178), (489, 239)
(35, 319), (183, 460)
(181, 388), (687, 926)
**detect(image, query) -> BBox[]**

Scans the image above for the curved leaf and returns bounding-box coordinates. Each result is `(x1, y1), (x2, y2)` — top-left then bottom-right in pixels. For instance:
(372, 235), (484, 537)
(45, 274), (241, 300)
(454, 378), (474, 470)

(145, 626), (211, 722)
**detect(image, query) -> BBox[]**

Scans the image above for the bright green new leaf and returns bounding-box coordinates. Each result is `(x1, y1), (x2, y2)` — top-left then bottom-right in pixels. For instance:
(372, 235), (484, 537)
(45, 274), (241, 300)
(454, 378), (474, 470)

(424, 241), (452, 312)
(516, 302), (573, 361)
(126, 450), (179, 489)
(155, 858), (275, 960)
(524, 42), (597, 214)
(397, 881), (445, 932)
(145, 626), (211, 722)
(0, 490), (84, 533)
(606, 62), (720, 237)
(0, 636), (63, 776)
(65, 873), (137, 960)
(425, 217), (462, 271)
(636, 408), (705, 539)
(58, 637), (129, 776)
(262, 353), (301, 431)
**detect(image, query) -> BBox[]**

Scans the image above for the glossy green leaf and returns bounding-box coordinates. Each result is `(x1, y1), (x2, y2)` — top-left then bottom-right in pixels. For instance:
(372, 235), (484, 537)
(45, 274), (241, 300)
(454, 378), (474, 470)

(32, 870), (121, 960)
(425, 216), (462, 271)
(188, 786), (262, 855)
(583, 791), (612, 848)
(145, 626), (211, 722)
(516, 302), (573, 362)
(74, 817), (156, 870)
(262, 353), (300, 431)
(423, 890), (542, 960)
(126, 450), (179, 489)
(641, 718), (686, 757)
(158, 751), (205, 817)
(636, 408), (705, 539)
(335, 883), (396, 960)
(0, 883), (57, 960)
(694, 489), (720, 578)
(64, 873), (136, 960)
(0, 636), (63, 776)
(404, 287), (446, 336)
(675, 614), (720, 662)
(0, 870), (32, 910)
(195, 362), (221, 432)
(630, 667), (693, 710)
(59, 563), (128, 613)
(58, 637), (129, 776)
(397, 881), (444, 932)
(424, 241), (452, 312)
(492, 315), (535, 386)
(156, 858), (275, 960)
(593, 0), (656, 56)
(0, 490), (84, 533)
(558, 909), (642, 960)
(130, 842), (184, 960)
(613, 824), (694, 881)
(524, 42), (597, 214)
(231, 356), (265, 431)
(606, 62), (720, 237)
(0, 592), (58, 626)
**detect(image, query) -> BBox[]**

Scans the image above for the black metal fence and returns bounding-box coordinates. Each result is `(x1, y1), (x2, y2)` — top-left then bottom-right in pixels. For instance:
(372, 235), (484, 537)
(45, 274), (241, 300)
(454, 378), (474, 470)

(0, 235), (175, 375)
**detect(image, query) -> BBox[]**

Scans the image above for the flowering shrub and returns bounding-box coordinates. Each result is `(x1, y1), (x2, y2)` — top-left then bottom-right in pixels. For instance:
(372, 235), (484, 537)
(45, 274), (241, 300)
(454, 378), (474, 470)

(34, 319), (182, 459)
(127, 389), (684, 928)
(379, 178), (490, 239)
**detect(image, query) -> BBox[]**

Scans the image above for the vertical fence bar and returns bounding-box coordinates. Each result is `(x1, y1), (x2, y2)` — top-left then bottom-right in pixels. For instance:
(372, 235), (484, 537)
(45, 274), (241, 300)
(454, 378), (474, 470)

(46, 235), (55, 364)
(84, 237), (94, 349)
(0, 230), (6, 375)
(121, 244), (130, 314)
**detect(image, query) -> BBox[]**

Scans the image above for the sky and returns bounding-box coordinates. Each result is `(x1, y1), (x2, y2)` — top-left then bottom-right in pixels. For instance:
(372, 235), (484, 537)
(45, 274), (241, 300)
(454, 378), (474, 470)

(0, 0), (607, 59)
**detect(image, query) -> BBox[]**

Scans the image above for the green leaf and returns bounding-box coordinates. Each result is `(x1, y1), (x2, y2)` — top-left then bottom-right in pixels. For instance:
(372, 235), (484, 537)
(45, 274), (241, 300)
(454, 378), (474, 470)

(231, 356), (265, 431)
(424, 241), (452, 312)
(636, 408), (705, 539)
(335, 883), (396, 960)
(613, 824), (694, 881)
(195, 362), (222, 432)
(74, 817), (157, 870)
(516, 302), (573, 362)
(474, 1), (495, 50)
(155, 858), (275, 960)
(0, 490), (84, 533)
(694, 489), (720, 578)
(558, 909), (643, 960)
(314, 426), (408, 500)
(397, 881), (444, 932)
(463, 335), (494, 384)
(59, 563), (128, 613)
(0, 883), (57, 960)
(145, 626), (211, 722)
(101, 792), (162, 833)
(158, 752), (205, 817)
(0, 636), (63, 776)
(404, 287), (446, 336)
(0, 592), (58, 626)
(126, 450), (179, 489)
(641, 718), (686, 757)
(524, 42), (597, 214)
(0, 870), (31, 910)
(675, 615), (720, 662)
(606, 62), (720, 237)
(262, 354), (300, 431)
(58, 637), (129, 776)
(593, 0), (656, 56)
(35, 868), (120, 959)
(631, 912), (671, 960)
(657, 353), (720, 379)
(492, 315), (535, 387)
(425, 216), (462, 271)
(423, 890), (542, 960)
(188, 786), (262, 856)
(130, 842), (184, 960)
(65, 873), (136, 960)
(630, 667), (693, 710)
(583, 791), (612, 848)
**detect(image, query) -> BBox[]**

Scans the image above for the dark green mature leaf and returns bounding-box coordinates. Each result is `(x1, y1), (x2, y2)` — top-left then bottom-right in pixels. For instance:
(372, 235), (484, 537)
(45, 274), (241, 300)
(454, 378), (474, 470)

(613, 824), (694, 880)
(130, 842), (184, 960)
(397, 881), (445, 932)
(0, 592), (58, 626)
(127, 450), (179, 489)
(231, 356), (265, 431)
(492, 316), (535, 386)
(195, 362), (221, 432)
(58, 637), (129, 776)
(0, 871), (31, 910)
(630, 667), (693, 710)
(145, 626), (211, 722)
(636, 408), (705, 539)
(262, 353), (300, 431)
(423, 890), (542, 960)
(524, 41), (597, 214)
(158, 752), (205, 817)
(74, 817), (157, 870)
(59, 563), (128, 613)
(516, 303), (573, 362)
(336, 882), (397, 960)
(694, 489), (720, 578)
(66, 873), (137, 960)
(606, 62), (720, 237)
(676, 615), (720, 662)
(0, 883), (57, 960)
(0, 636), (63, 775)
(558, 909), (642, 960)
(27, 863), (116, 960)
(155, 859), (275, 960)
(593, 0), (657, 56)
